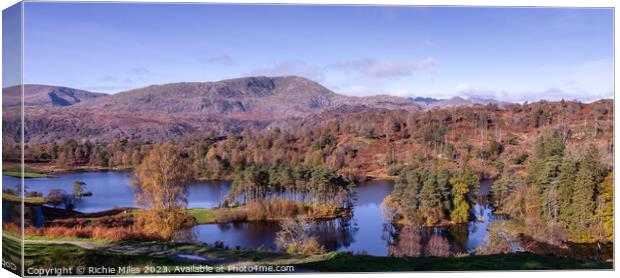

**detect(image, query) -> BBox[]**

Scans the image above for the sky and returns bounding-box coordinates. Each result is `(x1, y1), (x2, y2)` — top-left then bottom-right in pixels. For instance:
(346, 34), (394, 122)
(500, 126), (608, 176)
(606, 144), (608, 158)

(9, 2), (615, 102)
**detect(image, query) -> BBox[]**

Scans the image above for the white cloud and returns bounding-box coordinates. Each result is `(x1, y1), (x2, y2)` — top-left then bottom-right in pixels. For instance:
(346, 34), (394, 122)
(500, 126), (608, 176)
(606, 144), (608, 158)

(330, 57), (436, 79)
(452, 83), (612, 103)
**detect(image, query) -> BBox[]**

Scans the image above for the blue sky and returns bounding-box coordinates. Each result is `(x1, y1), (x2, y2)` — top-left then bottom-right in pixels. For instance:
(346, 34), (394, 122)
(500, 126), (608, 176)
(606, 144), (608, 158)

(15, 3), (614, 102)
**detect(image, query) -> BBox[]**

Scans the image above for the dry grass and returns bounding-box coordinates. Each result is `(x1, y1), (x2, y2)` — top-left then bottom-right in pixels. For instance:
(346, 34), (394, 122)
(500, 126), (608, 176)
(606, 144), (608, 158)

(216, 199), (348, 222)
(22, 224), (161, 241)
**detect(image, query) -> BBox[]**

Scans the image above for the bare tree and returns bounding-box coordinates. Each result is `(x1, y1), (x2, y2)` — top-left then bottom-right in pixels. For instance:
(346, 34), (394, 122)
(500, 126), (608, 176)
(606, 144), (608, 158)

(275, 217), (324, 254)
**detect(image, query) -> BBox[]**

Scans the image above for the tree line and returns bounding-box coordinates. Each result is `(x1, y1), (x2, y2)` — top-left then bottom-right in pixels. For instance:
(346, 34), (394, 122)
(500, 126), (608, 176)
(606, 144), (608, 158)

(491, 135), (613, 243)
(387, 165), (480, 226)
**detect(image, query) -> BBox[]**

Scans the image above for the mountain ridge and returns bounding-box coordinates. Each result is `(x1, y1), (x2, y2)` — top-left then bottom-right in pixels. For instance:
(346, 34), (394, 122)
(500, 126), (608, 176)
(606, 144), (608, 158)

(4, 76), (601, 145)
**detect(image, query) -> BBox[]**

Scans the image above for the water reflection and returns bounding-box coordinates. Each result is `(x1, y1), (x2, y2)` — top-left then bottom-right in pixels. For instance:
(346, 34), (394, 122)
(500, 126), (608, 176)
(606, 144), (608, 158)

(191, 180), (393, 255)
(386, 179), (503, 256)
(3, 171), (504, 257)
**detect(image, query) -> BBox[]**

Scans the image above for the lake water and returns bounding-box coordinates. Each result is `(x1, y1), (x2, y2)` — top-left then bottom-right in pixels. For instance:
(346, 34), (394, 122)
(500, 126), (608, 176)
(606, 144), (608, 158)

(2, 172), (500, 256)
(2, 172), (230, 212)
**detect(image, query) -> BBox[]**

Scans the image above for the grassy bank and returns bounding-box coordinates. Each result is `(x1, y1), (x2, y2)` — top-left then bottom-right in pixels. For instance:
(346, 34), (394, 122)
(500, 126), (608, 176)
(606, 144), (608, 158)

(6, 235), (612, 273)
(187, 201), (351, 225)
(2, 166), (51, 178)
(2, 193), (47, 204)
(298, 252), (613, 271)
(187, 208), (219, 224)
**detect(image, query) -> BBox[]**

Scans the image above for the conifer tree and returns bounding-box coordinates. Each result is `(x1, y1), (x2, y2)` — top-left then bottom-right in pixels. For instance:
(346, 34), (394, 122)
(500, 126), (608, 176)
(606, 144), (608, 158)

(557, 157), (577, 226)
(595, 172), (613, 241)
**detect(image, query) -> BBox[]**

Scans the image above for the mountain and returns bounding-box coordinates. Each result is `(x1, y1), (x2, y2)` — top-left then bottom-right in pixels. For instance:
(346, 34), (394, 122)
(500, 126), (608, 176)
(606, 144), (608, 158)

(410, 96), (439, 104)
(2, 84), (106, 108)
(411, 96), (511, 109)
(71, 76), (425, 118)
(3, 76), (424, 144)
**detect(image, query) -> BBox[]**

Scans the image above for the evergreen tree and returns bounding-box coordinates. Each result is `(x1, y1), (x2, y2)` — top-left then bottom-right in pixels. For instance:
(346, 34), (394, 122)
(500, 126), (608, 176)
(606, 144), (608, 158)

(436, 168), (452, 213)
(594, 172), (613, 241)
(557, 157), (577, 226)
(567, 145), (603, 242)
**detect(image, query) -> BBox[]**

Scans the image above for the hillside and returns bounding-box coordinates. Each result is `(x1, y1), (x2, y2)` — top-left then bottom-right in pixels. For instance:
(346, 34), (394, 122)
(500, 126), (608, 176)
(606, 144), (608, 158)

(3, 76), (423, 144)
(2, 84), (106, 108)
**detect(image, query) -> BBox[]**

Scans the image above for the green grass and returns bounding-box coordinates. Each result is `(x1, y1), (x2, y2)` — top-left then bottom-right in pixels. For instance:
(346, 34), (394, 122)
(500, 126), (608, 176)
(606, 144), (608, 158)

(2, 234), (23, 275)
(186, 208), (218, 224)
(2, 166), (50, 178)
(297, 252), (613, 271)
(23, 241), (181, 271)
(6, 235), (612, 273)
(117, 240), (309, 263)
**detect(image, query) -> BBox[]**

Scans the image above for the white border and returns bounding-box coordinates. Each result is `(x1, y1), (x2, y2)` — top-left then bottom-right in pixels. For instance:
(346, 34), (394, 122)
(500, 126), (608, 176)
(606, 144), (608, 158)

(0, 1), (617, 278)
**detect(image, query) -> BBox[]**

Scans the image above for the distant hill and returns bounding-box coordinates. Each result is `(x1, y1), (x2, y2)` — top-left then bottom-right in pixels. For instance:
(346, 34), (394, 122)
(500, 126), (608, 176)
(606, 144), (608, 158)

(3, 76), (424, 144)
(410, 96), (439, 104)
(2, 84), (106, 108)
(411, 96), (511, 108)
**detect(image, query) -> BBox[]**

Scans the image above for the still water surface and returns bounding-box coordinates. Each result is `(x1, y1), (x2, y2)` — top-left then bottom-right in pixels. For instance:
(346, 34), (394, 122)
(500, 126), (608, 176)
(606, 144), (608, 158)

(2, 172), (500, 256)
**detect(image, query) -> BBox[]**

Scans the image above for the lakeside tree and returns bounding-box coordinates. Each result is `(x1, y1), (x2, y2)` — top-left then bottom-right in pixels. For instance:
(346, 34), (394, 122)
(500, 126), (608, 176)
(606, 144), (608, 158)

(449, 177), (470, 223)
(46, 189), (66, 208)
(275, 217), (324, 255)
(132, 143), (193, 239)
(72, 180), (87, 199)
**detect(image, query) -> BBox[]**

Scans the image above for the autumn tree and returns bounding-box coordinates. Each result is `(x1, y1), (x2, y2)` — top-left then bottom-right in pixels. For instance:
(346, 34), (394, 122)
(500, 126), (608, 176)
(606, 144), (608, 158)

(594, 172), (613, 241)
(72, 180), (87, 199)
(450, 177), (470, 223)
(132, 143), (193, 239)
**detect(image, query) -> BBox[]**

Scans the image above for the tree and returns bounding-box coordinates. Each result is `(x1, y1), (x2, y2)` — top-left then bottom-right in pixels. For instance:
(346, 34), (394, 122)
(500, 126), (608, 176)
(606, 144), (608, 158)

(568, 145), (603, 241)
(436, 168), (452, 214)
(275, 217), (324, 255)
(450, 177), (470, 223)
(132, 143), (192, 239)
(419, 172), (443, 225)
(46, 189), (66, 208)
(557, 157), (577, 226)
(491, 175), (522, 213)
(72, 180), (87, 199)
(594, 172), (613, 242)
